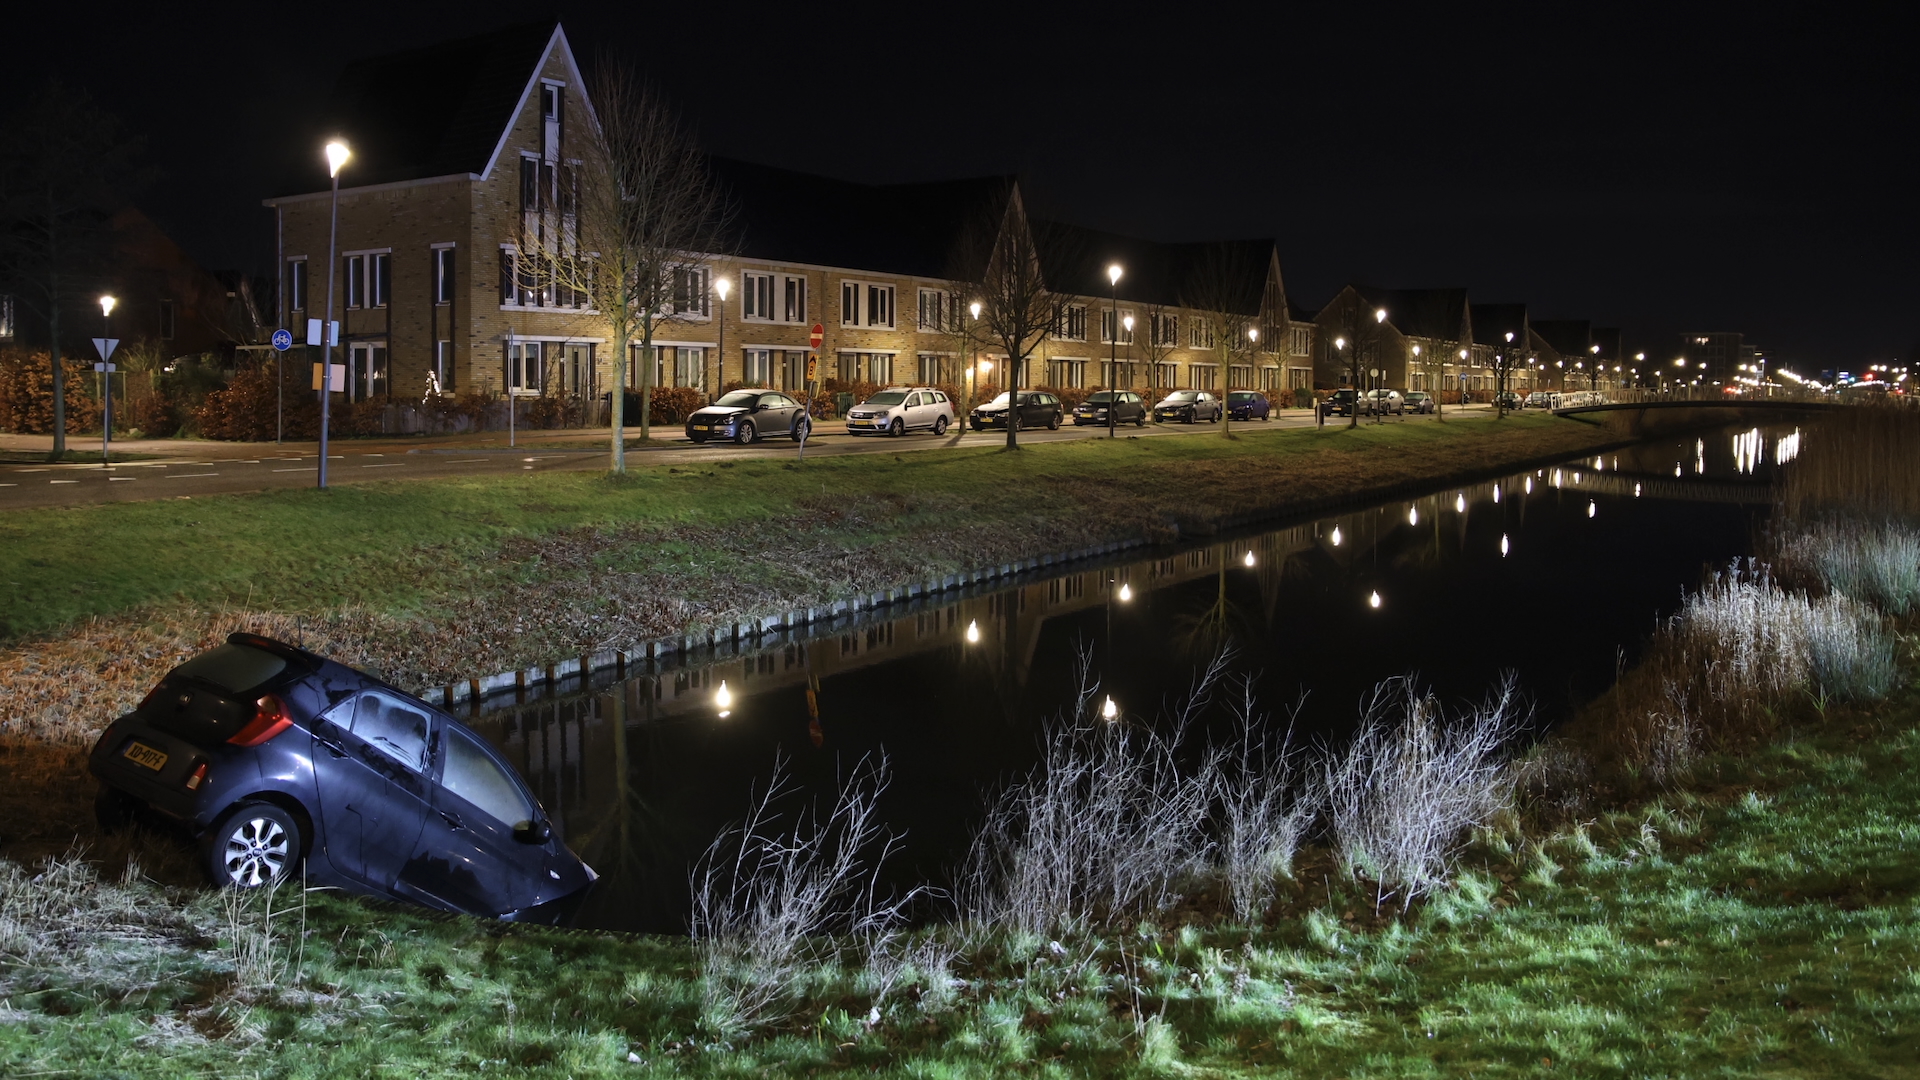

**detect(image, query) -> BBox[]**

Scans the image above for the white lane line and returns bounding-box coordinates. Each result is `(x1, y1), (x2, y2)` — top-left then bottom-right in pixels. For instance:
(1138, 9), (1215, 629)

(361, 463), (404, 468)
(109, 477), (136, 481)
(362, 453), (385, 457)
(0, 483), (14, 487)
(15, 468), (49, 473)
(165, 472), (218, 478)
(49, 479), (78, 484)
(237, 459), (261, 464)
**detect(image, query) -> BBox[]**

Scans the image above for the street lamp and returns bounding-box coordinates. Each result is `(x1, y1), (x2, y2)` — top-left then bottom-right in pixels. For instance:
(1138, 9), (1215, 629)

(98, 295), (116, 465)
(1107, 264), (1123, 439)
(1122, 315), (1134, 397)
(711, 276), (730, 402)
(319, 138), (351, 490)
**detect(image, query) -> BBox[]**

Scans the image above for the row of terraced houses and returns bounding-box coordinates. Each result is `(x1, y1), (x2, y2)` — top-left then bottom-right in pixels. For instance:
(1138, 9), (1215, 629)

(266, 22), (1617, 411)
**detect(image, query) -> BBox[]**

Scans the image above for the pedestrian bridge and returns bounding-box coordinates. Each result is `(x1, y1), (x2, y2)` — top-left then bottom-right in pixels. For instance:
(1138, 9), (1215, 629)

(1550, 396), (1839, 439)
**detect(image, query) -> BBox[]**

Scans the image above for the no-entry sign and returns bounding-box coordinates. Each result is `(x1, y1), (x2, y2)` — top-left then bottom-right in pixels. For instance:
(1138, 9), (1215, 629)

(809, 323), (824, 349)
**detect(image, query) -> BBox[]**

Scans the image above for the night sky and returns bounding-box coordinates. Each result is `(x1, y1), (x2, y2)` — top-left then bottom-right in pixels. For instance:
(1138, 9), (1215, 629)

(10, 1), (1913, 369)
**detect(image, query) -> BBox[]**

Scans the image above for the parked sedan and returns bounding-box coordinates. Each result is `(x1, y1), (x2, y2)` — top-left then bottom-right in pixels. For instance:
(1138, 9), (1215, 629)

(89, 633), (594, 921)
(1360, 389), (1406, 415)
(1494, 390), (1524, 411)
(1404, 391), (1436, 414)
(1225, 390), (1272, 421)
(685, 389), (812, 444)
(970, 391), (1064, 431)
(1071, 390), (1148, 427)
(845, 386), (955, 436)
(1153, 390), (1222, 423)
(1320, 389), (1359, 417)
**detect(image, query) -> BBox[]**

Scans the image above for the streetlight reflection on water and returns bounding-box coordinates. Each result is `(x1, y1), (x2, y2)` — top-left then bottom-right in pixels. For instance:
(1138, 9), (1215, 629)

(1369, 591), (1382, 609)
(1243, 550), (1256, 567)
(715, 680), (731, 718)
(965, 619), (980, 644)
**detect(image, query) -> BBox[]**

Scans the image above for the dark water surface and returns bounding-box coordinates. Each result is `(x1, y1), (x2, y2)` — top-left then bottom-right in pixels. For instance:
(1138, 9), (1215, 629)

(471, 424), (1801, 933)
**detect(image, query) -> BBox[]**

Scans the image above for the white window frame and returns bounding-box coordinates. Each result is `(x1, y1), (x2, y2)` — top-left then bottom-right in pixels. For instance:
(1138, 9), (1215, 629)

(742, 270), (807, 324)
(1190, 321), (1217, 350)
(1101, 308), (1135, 345)
(670, 265), (712, 320)
(1150, 311), (1178, 347)
(1055, 304), (1087, 342)
(432, 244), (456, 305)
(287, 257), (308, 313)
(917, 287), (951, 333)
(1289, 325), (1311, 357)
(1190, 363), (1219, 391)
(840, 279), (895, 329)
(742, 348), (773, 386)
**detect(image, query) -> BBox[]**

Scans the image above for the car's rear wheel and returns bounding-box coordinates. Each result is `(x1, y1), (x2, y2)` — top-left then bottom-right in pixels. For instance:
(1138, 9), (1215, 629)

(736, 420), (757, 445)
(202, 801), (301, 889)
(791, 418), (810, 442)
(933, 415), (949, 435)
(1134, 412), (1146, 427)
(889, 418), (905, 437)
(1047, 413), (1061, 430)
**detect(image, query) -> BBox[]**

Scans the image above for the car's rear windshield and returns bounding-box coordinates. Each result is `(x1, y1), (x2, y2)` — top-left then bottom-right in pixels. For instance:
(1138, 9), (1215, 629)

(864, 392), (907, 406)
(715, 391), (761, 407)
(171, 644), (287, 694)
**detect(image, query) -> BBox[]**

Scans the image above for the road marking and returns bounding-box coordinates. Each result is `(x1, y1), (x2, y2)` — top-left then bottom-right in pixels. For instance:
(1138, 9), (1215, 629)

(361, 463), (403, 468)
(49, 479), (78, 484)
(363, 454), (385, 457)
(109, 477), (136, 481)
(446, 458), (488, 464)
(165, 472), (218, 478)
(0, 483), (14, 487)
(237, 459), (260, 463)
(272, 467), (313, 472)
(15, 468), (49, 473)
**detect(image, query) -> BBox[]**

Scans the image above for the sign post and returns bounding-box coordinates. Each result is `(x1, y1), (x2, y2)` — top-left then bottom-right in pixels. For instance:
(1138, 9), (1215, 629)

(92, 337), (118, 465)
(801, 328), (823, 463)
(271, 329), (293, 443)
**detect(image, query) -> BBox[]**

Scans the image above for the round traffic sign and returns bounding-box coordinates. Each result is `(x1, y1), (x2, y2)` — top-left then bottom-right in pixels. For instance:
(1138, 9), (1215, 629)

(809, 323), (824, 349)
(271, 329), (293, 352)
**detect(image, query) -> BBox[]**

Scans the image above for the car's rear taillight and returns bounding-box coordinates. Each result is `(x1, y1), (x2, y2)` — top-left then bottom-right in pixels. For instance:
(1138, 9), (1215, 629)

(185, 762), (209, 790)
(228, 694), (294, 747)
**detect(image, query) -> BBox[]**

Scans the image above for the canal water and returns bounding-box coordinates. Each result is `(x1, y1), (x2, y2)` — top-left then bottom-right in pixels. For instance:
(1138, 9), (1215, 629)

(470, 424), (1802, 933)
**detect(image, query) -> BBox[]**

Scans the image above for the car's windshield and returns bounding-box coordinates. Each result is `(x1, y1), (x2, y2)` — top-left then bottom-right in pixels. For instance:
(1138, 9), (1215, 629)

(985, 393), (1012, 407)
(1084, 392), (1116, 403)
(715, 390), (761, 407)
(1229, 392), (1256, 400)
(1165, 392), (1198, 402)
(863, 391), (908, 406)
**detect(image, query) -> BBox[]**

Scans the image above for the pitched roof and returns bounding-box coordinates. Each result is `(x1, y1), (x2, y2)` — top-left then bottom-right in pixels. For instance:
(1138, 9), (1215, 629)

(708, 157), (1016, 279)
(317, 21), (561, 188)
(1531, 319), (1593, 358)
(1350, 286), (1472, 341)
(1032, 222), (1277, 314)
(1469, 303), (1529, 347)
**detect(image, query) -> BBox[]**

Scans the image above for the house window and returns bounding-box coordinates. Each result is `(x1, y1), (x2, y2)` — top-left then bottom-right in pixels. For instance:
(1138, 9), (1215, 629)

(869, 353), (894, 384)
(1152, 362), (1177, 388)
(507, 341), (543, 394)
(1289, 326), (1311, 356)
(784, 275), (806, 323)
(1055, 304), (1087, 341)
(1290, 367), (1312, 390)
(743, 348), (772, 386)
(346, 255), (365, 308)
(917, 353), (943, 384)
(671, 266), (710, 317)
(520, 156), (541, 213)
(1190, 321), (1216, 350)
(1048, 359), (1086, 388)
(371, 253), (390, 308)
(434, 247), (455, 305)
(288, 259), (308, 312)
(1229, 364), (1252, 389)
(158, 299), (176, 340)
(1190, 364), (1218, 390)
(742, 271), (807, 323)
(348, 341), (389, 400)
(433, 340), (454, 392)
(1101, 308), (1134, 345)
(743, 272), (773, 320)
(1150, 312), (1178, 347)
(839, 280), (894, 328)
(542, 83), (562, 120)
(917, 288), (949, 332)
(837, 352), (861, 382)
(673, 346), (705, 389)
(499, 249), (514, 305)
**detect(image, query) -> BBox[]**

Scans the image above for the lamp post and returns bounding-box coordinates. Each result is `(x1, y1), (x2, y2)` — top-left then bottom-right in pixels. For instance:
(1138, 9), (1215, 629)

(710, 277), (730, 402)
(1107, 264), (1122, 439)
(1370, 308), (1387, 424)
(1334, 336), (1350, 428)
(965, 300), (981, 428)
(1231, 326), (1256, 437)
(319, 139), (350, 490)
(1122, 315), (1134, 398)
(99, 295), (116, 465)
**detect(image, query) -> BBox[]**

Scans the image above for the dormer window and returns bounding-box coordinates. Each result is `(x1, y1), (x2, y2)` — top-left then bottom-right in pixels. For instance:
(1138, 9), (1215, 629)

(542, 84), (562, 120)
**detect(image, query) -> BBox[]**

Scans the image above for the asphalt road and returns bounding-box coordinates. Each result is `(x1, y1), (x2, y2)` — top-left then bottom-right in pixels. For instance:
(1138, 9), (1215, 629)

(0, 408), (1469, 510)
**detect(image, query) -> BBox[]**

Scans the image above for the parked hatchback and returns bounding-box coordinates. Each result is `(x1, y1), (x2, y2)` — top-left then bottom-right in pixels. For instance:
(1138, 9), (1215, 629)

(1320, 389), (1359, 417)
(1154, 391), (1222, 423)
(1360, 389), (1406, 415)
(89, 634), (595, 921)
(845, 386), (954, 436)
(1072, 390), (1148, 427)
(1225, 390), (1272, 421)
(1404, 391), (1436, 414)
(970, 391), (1063, 431)
(686, 389), (811, 444)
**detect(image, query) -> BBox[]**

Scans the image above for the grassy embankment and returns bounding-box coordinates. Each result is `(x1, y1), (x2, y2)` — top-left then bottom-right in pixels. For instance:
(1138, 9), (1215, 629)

(2, 412), (1617, 742)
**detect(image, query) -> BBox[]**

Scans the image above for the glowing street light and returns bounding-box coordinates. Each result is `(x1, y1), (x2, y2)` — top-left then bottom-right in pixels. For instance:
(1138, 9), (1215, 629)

(1107, 264), (1124, 437)
(317, 139), (352, 490)
(1368, 590), (1382, 609)
(1101, 696), (1119, 720)
(1331, 525), (1343, 546)
(711, 276), (731, 402)
(1118, 582), (1132, 602)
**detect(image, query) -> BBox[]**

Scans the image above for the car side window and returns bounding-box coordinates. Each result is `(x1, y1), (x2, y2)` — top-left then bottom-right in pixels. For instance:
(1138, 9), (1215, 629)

(351, 691), (431, 773)
(441, 726), (535, 829)
(905, 393), (922, 407)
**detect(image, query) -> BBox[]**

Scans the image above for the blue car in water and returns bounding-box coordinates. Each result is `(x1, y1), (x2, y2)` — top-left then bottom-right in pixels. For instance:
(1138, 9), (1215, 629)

(1226, 390), (1272, 421)
(89, 633), (594, 921)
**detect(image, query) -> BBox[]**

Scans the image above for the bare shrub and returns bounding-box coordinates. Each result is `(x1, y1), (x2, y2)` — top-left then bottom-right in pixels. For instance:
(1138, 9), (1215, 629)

(959, 652), (1224, 936)
(690, 753), (914, 1036)
(1211, 678), (1314, 922)
(1321, 676), (1524, 910)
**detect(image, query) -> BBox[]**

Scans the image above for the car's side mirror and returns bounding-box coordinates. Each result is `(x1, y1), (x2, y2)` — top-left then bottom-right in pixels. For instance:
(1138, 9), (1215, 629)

(513, 818), (552, 844)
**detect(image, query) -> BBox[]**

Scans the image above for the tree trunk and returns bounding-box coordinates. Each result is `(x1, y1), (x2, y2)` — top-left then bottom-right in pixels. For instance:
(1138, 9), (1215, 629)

(1004, 355), (1019, 450)
(609, 309), (628, 474)
(638, 313), (655, 443)
(49, 302), (65, 458)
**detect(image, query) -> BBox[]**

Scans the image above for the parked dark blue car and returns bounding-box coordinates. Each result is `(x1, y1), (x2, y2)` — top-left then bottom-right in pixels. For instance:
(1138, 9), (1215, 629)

(1225, 390), (1272, 421)
(89, 634), (594, 921)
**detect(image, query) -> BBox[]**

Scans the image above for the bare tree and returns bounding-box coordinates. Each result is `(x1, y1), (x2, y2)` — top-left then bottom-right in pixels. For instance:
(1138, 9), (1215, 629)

(1183, 244), (1265, 438)
(0, 82), (146, 458)
(965, 196), (1078, 450)
(524, 66), (730, 470)
(1134, 303), (1178, 396)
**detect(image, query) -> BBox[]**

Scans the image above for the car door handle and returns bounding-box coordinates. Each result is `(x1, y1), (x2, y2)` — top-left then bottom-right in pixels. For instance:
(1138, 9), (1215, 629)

(440, 810), (464, 830)
(317, 738), (348, 758)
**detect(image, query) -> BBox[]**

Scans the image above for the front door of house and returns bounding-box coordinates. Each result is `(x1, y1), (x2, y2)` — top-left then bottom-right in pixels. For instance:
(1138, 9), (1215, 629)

(349, 342), (388, 401)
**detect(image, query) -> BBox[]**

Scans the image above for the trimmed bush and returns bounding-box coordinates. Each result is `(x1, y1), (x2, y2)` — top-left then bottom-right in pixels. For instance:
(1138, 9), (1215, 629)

(0, 349), (98, 434)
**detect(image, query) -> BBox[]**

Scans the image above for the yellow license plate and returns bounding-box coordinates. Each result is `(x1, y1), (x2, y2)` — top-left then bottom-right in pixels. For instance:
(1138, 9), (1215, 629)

(692, 425), (710, 432)
(123, 741), (168, 771)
